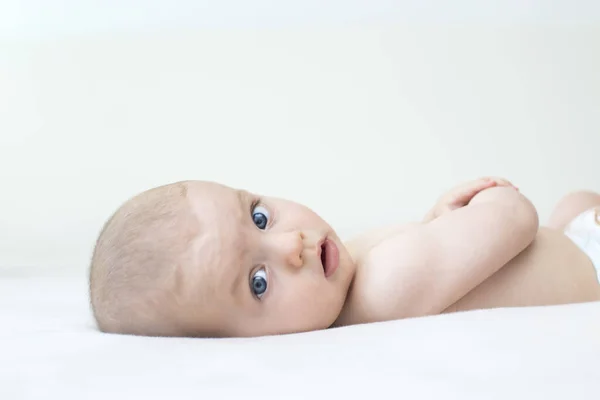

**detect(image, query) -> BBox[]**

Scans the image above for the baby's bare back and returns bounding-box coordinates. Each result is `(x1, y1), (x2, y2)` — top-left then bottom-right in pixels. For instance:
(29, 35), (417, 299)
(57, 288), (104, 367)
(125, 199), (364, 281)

(444, 227), (600, 313)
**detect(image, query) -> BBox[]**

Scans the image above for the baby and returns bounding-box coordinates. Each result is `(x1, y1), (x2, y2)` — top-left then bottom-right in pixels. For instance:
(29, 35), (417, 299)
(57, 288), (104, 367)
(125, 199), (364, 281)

(89, 178), (600, 337)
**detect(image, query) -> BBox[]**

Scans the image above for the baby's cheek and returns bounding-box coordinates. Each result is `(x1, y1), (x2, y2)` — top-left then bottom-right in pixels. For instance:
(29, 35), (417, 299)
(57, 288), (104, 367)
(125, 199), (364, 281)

(301, 285), (339, 318)
(277, 285), (318, 315)
(299, 212), (330, 230)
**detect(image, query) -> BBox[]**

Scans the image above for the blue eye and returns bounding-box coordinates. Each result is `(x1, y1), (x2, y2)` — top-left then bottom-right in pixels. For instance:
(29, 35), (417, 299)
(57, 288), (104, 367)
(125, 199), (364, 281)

(252, 205), (270, 230)
(251, 268), (268, 299)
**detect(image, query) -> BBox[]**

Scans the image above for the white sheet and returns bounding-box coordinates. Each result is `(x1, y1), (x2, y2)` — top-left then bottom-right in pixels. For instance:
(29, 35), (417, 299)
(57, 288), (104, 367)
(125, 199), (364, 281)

(2, 268), (600, 400)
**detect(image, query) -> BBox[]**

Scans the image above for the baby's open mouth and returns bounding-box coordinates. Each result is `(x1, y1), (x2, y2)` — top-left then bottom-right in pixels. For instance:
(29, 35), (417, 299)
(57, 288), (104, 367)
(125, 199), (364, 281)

(320, 242), (327, 272)
(319, 238), (340, 278)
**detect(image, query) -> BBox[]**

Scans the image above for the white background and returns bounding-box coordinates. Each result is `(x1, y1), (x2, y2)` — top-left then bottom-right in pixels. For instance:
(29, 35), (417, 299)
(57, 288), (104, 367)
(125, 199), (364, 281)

(1, 1), (599, 272)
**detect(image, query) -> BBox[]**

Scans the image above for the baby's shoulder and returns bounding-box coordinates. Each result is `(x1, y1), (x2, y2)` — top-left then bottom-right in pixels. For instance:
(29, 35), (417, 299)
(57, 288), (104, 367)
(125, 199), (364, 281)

(344, 222), (421, 263)
(335, 223), (430, 326)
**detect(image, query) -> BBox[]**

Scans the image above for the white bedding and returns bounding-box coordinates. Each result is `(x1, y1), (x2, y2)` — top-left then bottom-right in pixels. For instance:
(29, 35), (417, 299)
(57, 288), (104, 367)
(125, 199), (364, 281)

(2, 268), (599, 400)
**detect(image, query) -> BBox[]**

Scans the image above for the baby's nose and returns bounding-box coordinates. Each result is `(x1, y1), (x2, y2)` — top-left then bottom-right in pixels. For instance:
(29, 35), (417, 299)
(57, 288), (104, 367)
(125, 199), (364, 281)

(273, 232), (304, 268)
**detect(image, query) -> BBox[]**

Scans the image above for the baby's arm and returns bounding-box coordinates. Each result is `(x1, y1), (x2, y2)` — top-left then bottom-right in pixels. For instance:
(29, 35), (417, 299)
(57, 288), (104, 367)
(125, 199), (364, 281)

(344, 222), (421, 264)
(340, 186), (539, 324)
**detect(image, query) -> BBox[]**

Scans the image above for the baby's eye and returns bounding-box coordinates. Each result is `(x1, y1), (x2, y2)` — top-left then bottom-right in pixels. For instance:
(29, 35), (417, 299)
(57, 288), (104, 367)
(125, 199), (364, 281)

(251, 268), (268, 299)
(252, 205), (270, 230)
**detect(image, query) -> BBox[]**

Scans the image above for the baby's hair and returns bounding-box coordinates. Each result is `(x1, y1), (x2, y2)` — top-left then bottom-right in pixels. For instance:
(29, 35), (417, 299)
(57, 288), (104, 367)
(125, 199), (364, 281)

(89, 181), (200, 336)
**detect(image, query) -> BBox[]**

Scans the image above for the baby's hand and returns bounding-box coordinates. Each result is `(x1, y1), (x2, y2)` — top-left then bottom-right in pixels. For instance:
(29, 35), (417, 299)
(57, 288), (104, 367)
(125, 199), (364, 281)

(423, 177), (517, 223)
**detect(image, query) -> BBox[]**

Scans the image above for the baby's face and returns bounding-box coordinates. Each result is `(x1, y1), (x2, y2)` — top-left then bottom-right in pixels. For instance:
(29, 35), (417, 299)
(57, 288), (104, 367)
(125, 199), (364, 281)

(181, 181), (356, 337)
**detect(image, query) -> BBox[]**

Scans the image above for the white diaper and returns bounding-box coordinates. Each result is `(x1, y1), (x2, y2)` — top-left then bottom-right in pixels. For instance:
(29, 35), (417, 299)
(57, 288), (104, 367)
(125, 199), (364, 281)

(563, 207), (600, 283)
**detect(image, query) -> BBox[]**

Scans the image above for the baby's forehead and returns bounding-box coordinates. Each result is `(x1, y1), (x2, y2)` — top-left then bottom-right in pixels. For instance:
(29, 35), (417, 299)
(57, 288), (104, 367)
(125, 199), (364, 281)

(187, 182), (249, 225)
(185, 182), (250, 283)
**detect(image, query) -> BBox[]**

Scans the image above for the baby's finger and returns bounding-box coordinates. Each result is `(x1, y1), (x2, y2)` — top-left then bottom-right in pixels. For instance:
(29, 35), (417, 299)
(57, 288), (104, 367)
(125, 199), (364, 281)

(452, 179), (497, 204)
(489, 177), (518, 190)
(478, 176), (515, 189)
(494, 179), (512, 187)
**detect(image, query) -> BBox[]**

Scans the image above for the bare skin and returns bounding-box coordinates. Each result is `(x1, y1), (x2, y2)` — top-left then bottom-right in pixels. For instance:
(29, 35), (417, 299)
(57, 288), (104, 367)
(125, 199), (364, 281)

(90, 178), (600, 337)
(444, 227), (599, 313)
(547, 191), (600, 230)
(335, 183), (600, 326)
(444, 191), (600, 312)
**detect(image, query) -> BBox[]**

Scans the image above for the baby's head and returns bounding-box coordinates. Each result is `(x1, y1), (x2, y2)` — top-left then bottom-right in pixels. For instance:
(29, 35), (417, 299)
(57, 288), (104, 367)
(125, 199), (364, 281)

(89, 180), (356, 337)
